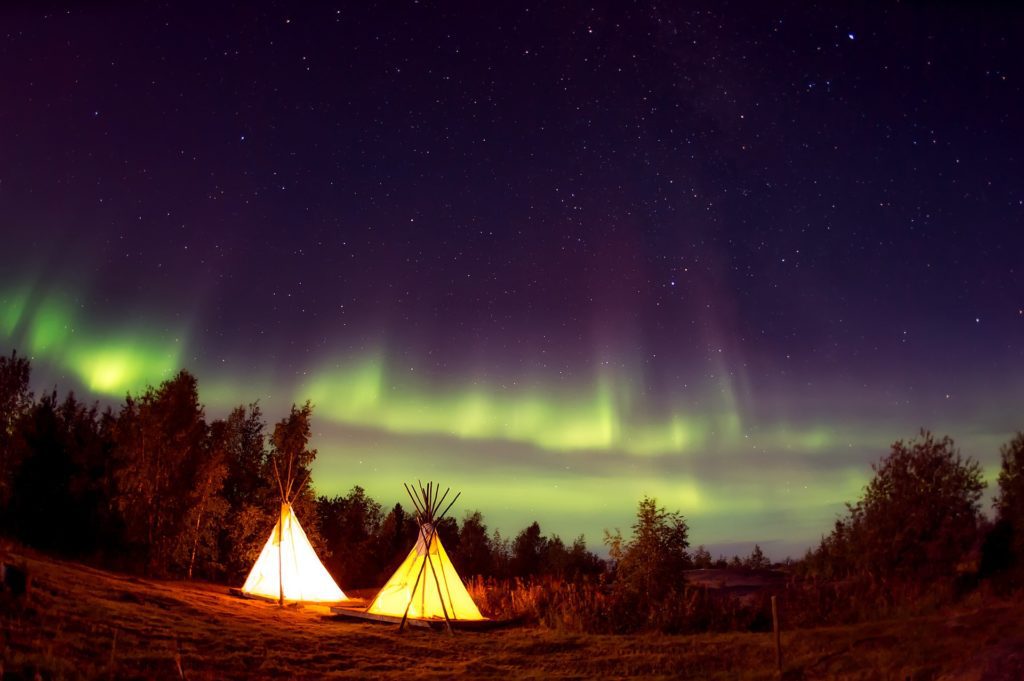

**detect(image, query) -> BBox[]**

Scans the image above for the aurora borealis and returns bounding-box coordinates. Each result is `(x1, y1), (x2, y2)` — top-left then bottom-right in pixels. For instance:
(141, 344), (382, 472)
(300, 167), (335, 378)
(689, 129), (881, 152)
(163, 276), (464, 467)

(2, 3), (1022, 558)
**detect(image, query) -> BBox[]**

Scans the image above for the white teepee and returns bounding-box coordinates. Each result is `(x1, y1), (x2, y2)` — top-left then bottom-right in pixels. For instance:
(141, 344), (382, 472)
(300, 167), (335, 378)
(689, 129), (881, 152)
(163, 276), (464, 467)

(240, 452), (346, 604)
(242, 502), (346, 602)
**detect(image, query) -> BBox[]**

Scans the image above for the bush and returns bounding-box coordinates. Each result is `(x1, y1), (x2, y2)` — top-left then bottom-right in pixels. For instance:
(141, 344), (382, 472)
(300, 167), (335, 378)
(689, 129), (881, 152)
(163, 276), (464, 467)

(805, 431), (985, 601)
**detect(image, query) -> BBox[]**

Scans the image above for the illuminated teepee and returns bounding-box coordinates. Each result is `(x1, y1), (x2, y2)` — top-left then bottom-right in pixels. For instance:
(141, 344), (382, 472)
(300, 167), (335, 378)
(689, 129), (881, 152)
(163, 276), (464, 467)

(365, 482), (485, 631)
(240, 454), (346, 604)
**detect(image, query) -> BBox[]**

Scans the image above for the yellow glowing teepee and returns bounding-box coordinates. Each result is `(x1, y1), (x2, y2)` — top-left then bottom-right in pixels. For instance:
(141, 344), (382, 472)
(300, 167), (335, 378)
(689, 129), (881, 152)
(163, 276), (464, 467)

(365, 482), (485, 630)
(240, 452), (346, 604)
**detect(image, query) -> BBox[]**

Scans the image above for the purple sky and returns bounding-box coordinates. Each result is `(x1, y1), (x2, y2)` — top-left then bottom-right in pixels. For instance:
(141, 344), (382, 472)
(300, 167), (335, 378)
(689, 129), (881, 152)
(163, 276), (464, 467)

(2, 2), (1022, 558)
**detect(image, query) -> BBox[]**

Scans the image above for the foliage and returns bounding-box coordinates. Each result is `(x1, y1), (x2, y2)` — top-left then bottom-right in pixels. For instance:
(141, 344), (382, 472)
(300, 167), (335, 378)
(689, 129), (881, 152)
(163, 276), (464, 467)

(218, 403), (271, 580)
(317, 486), (383, 588)
(110, 371), (210, 575)
(805, 430), (986, 600)
(223, 502), (273, 579)
(370, 502), (419, 583)
(181, 417), (231, 579)
(995, 432), (1024, 561)
(264, 402), (325, 554)
(8, 392), (113, 556)
(547, 534), (606, 579)
(490, 528), (512, 576)
(452, 510), (493, 577)
(606, 496), (691, 613)
(996, 432), (1024, 523)
(692, 545), (713, 568)
(0, 350), (32, 437)
(221, 403), (269, 510)
(744, 544), (771, 569)
(984, 432), (1024, 582)
(511, 521), (546, 578)
(0, 350), (33, 514)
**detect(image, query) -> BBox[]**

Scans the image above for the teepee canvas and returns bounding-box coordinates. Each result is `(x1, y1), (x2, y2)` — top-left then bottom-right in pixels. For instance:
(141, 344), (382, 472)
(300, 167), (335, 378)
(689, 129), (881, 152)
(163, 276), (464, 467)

(365, 482), (485, 630)
(241, 502), (346, 603)
(240, 451), (346, 604)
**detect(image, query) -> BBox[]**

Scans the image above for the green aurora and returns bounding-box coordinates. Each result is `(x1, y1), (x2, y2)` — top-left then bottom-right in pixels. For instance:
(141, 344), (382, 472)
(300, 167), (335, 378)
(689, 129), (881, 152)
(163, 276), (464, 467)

(1, 285), (1013, 557)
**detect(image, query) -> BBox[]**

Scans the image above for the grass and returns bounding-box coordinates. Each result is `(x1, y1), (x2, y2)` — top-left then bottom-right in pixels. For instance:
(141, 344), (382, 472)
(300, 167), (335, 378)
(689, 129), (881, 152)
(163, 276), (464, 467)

(2, 546), (1023, 679)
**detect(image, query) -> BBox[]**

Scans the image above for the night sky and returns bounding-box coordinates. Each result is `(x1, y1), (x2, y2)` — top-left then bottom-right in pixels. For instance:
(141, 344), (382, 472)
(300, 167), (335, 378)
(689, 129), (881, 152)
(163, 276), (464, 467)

(2, 2), (1022, 558)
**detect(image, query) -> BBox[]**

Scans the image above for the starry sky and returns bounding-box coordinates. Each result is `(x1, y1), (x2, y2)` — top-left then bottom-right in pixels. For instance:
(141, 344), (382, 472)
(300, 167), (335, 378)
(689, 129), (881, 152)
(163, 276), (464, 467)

(2, 2), (1022, 559)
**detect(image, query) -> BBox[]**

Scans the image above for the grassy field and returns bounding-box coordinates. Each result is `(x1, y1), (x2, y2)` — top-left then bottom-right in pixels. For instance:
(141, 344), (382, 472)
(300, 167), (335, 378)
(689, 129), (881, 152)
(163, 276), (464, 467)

(2, 548), (1023, 680)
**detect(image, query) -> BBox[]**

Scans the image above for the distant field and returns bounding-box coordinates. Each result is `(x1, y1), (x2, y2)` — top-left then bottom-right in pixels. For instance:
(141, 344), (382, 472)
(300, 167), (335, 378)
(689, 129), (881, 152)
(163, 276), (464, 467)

(2, 548), (1022, 679)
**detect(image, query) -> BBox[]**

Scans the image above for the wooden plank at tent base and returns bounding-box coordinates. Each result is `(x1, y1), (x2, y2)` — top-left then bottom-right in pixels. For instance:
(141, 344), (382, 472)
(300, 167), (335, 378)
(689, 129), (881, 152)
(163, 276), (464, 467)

(330, 606), (516, 631)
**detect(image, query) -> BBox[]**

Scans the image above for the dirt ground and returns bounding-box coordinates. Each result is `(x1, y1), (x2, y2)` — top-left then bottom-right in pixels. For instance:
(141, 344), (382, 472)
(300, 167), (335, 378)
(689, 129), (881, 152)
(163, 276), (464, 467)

(2, 548), (1023, 680)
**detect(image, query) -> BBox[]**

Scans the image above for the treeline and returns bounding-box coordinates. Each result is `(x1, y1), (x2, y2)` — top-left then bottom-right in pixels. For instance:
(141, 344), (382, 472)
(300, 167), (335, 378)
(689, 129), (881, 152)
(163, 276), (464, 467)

(469, 429), (1024, 634)
(3, 348), (1024, 633)
(0, 351), (602, 587)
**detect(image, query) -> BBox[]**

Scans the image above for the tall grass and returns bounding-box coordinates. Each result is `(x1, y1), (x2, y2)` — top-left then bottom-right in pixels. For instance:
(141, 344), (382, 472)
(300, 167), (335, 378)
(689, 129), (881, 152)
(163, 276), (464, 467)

(467, 575), (777, 634)
(467, 572), (976, 634)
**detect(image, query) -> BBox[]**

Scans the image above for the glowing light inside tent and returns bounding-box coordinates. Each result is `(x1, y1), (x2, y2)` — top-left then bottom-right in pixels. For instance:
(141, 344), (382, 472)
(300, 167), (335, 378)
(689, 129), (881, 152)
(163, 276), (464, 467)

(367, 523), (484, 621)
(242, 504), (346, 603)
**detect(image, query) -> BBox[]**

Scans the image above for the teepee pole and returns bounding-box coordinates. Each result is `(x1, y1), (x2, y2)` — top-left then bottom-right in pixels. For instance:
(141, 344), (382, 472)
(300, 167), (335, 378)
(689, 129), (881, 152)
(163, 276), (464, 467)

(423, 531), (453, 634)
(399, 535), (431, 633)
(404, 483), (425, 516)
(272, 460), (285, 500)
(435, 487), (450, 516)
(438, 491), (461, 522)
(277, 504), (285, 607)
(285, 451), (295, 500)
(290, 469), (312, 506)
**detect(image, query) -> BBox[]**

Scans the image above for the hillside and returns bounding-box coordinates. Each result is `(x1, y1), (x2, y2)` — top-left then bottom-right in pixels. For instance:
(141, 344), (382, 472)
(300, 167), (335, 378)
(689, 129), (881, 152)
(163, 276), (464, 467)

(2, 547), (1022, 680)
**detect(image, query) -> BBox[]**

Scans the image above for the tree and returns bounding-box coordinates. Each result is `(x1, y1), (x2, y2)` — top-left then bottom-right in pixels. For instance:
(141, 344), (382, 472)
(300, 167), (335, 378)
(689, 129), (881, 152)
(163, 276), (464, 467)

(110, 371), (208, 575)
(817, 430), (985, 587)
(453, 510), (493, 577)
(11, 393), (88, 552)
(317, 486), (383, 588)
(692, 545), (713, 569)
(0, 350), (31, 437)
(744, 544), (771, 570)
(183, 418), (231, 579)
(541, 534), (604, 579)
(993, 432), (1024, 575)
(222, 403), (269, 509)
(565, 535), (605, 578)
(606, 496), (691, 602)
(995, 432), (1024, 524)
(541, 534), (569, 576)
(266, 402), (323, 549)
(511, 521), (547, 578)
(220, 404), (272, 580)
(490, 529), (512, 578)
(266, 402), (316, 497)
(372, 503), (418, 583)
(0, 350), (32, 514)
